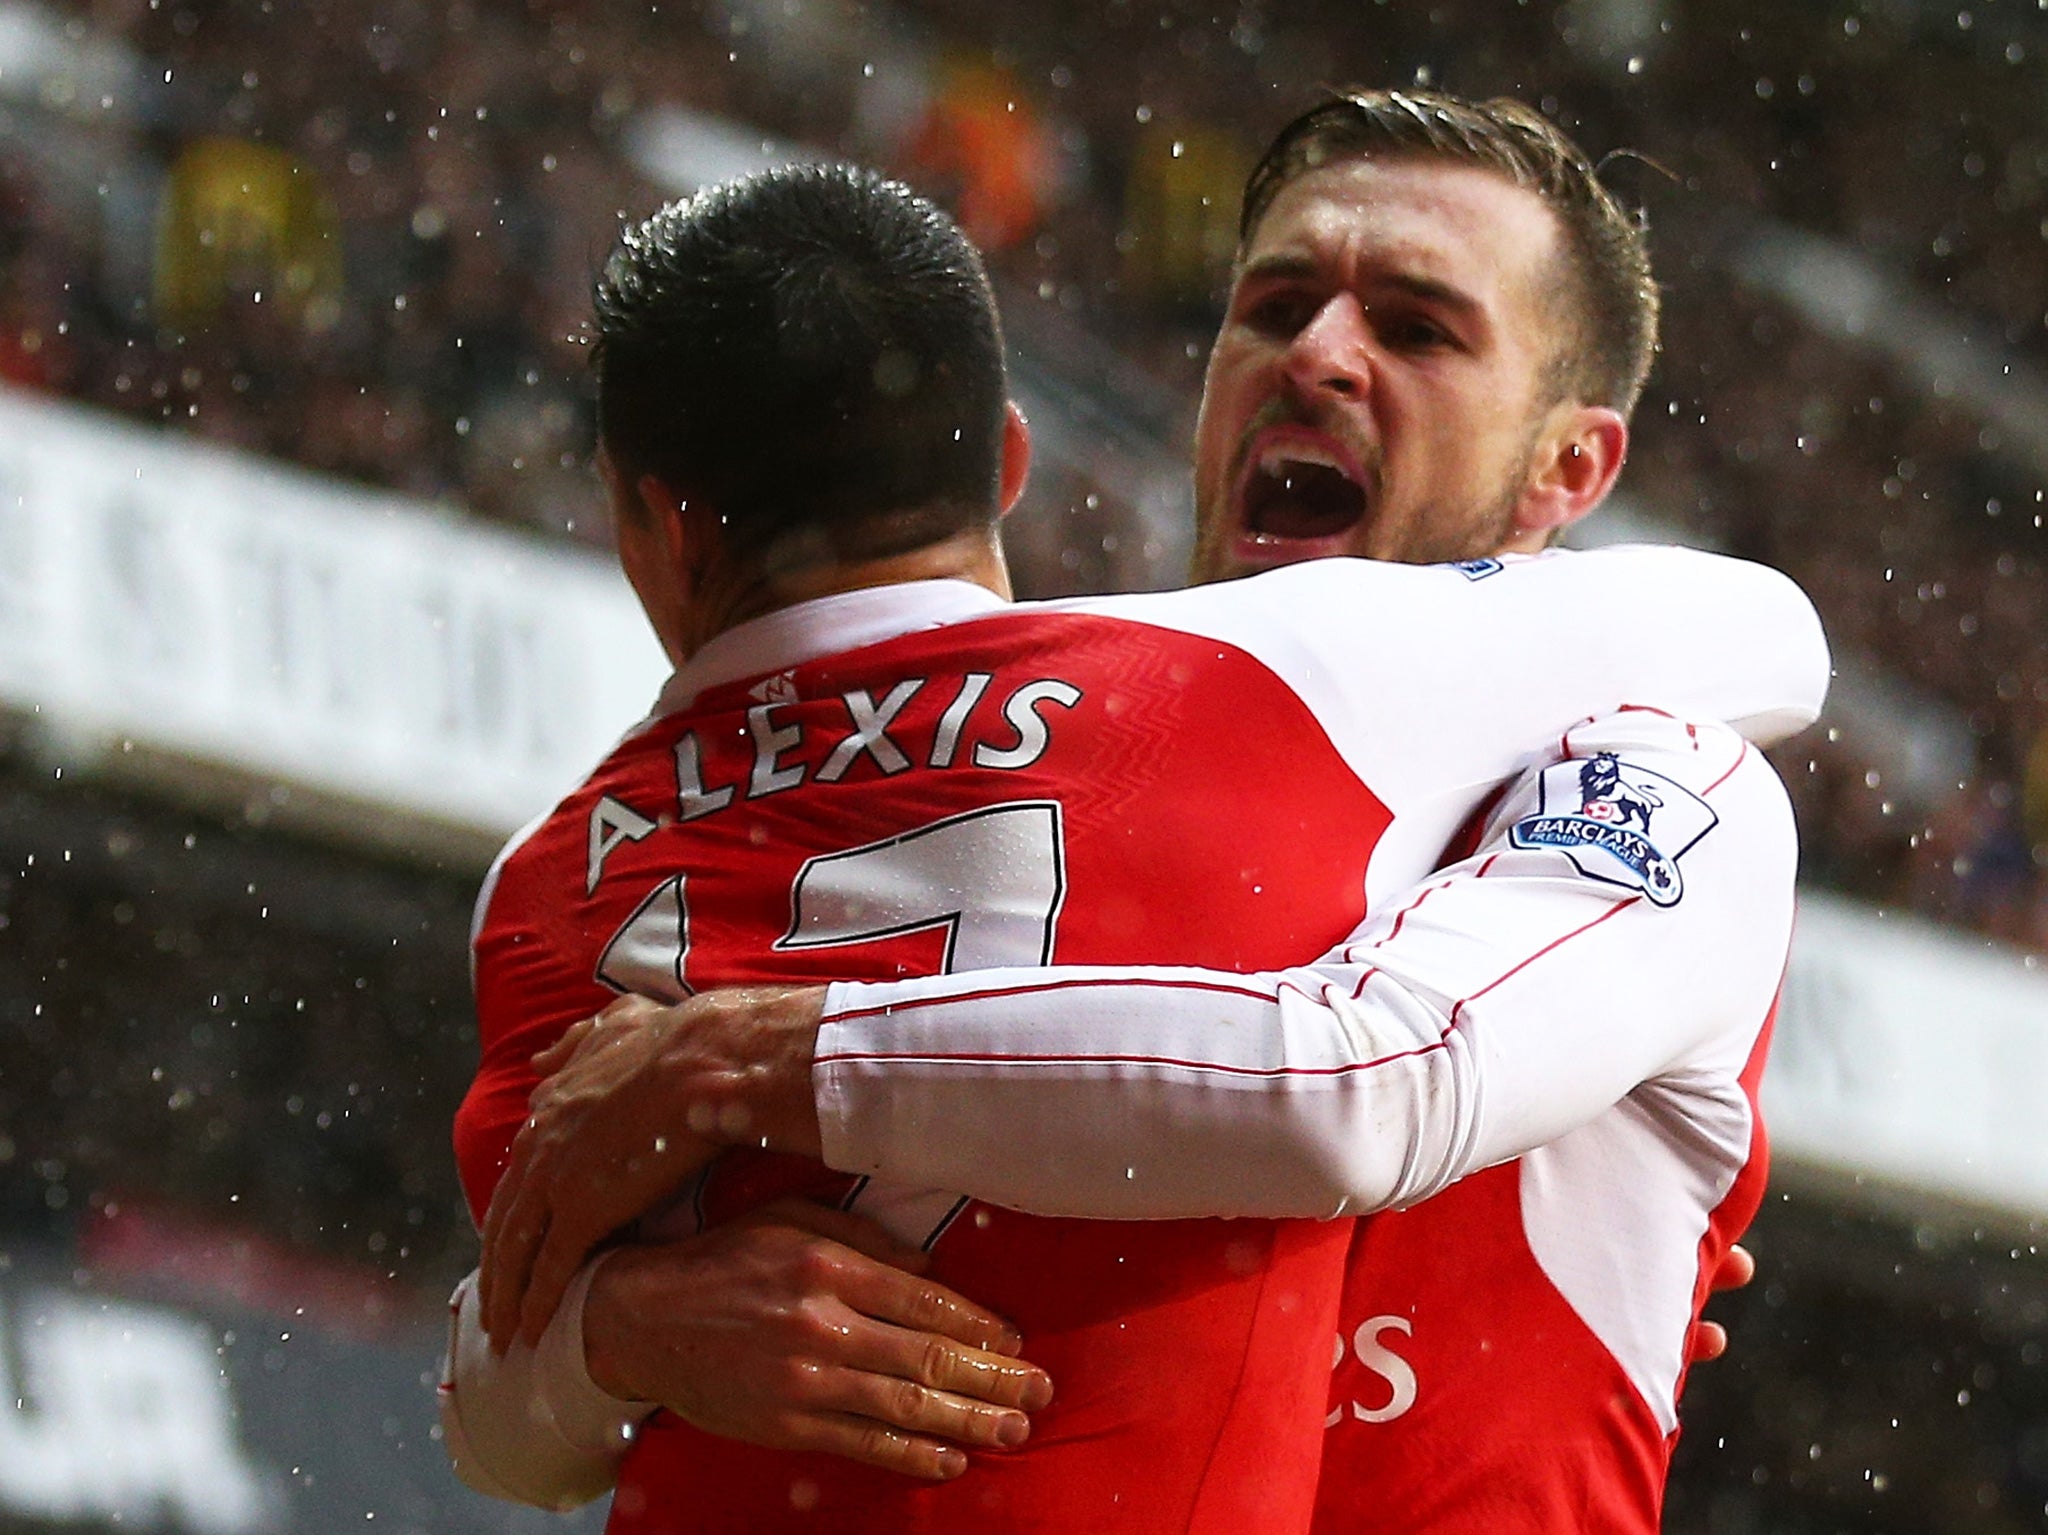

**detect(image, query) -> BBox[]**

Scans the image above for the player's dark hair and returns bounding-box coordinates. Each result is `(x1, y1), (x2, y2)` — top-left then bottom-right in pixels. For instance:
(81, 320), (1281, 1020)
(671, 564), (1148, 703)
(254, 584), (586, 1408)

(594, 164), (1009, 571)
(1239, 88), (1658, 418)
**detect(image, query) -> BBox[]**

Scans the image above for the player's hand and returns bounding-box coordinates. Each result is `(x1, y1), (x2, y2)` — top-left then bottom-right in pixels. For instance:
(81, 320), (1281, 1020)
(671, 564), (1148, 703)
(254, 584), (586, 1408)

(583, 1200), (1052, 1480)
(1689, 1241), (1756, 1364)
(480, 987), (831, 1350)
(479, 994), (721, 1350)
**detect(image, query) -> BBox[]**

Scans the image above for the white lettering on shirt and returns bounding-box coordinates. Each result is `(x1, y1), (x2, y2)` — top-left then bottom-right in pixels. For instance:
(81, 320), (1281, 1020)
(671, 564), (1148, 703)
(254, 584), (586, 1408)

(818, 679), (924, 783)
(1328, 1316), (1419, 1427)
(674, 732), (736, 822)
(974, 680), (1084, 771)
(585, 675), (1086, 891)
(587, 795), (657, 893)
(929, 673), (993, 769)
(747, 703), (806, 798)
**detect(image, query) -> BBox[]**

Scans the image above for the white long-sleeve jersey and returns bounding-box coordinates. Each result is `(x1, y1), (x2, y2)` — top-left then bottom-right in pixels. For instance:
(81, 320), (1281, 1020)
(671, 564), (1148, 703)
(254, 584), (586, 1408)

(443, 547), (1825, 1532)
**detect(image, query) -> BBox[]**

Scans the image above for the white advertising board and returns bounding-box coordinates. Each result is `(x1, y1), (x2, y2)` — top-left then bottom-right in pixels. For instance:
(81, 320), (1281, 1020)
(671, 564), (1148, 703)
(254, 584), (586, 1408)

(0, 386), (668, 839)
(1769, 891), (2048, 1222)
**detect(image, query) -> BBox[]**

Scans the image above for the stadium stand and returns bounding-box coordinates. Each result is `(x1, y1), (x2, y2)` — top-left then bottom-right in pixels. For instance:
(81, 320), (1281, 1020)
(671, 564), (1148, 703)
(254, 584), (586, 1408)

(3, 1), (2048, 1531)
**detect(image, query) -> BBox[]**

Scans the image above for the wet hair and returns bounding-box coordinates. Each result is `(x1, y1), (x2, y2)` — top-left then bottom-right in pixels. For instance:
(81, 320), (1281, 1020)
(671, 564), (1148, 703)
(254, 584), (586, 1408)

(593, 164), (1009, 571)
(1239, 88), (1658, 417)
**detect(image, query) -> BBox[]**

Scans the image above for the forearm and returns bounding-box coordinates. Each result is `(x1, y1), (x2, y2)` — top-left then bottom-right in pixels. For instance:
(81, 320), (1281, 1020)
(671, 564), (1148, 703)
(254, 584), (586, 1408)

(460, 1206), (1051, 1486)
(817, 961), (1458, 1219)
(815, 718), (1794, 1219)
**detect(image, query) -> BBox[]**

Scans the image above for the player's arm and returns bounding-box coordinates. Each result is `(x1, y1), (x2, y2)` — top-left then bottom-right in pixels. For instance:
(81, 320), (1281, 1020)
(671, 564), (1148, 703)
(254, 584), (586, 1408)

(441, 1201), (1048, 1507)
(1098, 545), (1829, 815)
(447, 893), (1052, 1505)
(1056, 546), (1827, 925)
(806, 711), (1793, 1218)
(492, 711), (1794, 1235)
(1288, 544), (1832, 754)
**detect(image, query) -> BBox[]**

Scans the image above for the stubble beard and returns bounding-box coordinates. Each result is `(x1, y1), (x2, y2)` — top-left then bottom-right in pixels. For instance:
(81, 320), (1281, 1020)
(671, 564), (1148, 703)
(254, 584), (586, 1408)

(1382, 475), (1523, 566)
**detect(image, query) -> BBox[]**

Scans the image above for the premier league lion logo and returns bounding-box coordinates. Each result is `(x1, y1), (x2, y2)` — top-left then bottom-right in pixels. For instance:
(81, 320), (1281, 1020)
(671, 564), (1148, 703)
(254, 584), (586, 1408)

(1510, 751), (1718, 908)
(1576, 752), (1663, 833)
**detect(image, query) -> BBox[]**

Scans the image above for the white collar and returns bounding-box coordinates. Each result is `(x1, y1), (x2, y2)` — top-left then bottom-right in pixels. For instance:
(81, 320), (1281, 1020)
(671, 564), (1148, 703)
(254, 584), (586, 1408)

(653, 579), (1010, 716)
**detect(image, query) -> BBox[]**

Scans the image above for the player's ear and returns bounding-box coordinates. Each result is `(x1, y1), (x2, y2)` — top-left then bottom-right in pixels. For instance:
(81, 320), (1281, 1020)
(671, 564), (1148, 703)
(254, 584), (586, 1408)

(1511, 403), (1627, 546)
(636, 473), (715, 580)
(998, 400), (1031, 517)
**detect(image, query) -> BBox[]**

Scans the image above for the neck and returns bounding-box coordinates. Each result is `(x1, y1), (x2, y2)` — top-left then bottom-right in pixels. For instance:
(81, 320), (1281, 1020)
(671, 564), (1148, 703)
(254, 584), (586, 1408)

(679, 524), (1012, 660)
(1496, 524), (1559, 556)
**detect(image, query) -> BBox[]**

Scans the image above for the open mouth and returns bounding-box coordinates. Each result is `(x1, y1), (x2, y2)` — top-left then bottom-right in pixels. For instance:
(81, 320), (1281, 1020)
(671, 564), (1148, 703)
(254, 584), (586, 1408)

(1240, 445), (1369, 543)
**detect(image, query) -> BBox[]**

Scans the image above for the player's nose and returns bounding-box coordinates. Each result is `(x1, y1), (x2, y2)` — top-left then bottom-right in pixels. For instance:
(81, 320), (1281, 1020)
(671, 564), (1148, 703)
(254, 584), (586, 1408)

(1282, 293), (1373, 404)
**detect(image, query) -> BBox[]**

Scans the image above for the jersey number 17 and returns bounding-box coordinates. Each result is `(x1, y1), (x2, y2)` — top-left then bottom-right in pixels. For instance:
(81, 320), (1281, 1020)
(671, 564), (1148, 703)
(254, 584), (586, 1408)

(594, 800), (1068, 1247)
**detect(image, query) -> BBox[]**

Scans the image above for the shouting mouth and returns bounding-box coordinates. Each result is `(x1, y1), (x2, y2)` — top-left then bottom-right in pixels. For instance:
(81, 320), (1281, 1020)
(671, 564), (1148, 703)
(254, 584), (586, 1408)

(1235, 431), (1372, 551)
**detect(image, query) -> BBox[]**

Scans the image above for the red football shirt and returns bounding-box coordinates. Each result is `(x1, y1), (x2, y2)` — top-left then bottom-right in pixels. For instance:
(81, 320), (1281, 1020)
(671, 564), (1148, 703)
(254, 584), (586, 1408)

(457, 551), (1824, 1533)
(464, 587), (1389, 1533)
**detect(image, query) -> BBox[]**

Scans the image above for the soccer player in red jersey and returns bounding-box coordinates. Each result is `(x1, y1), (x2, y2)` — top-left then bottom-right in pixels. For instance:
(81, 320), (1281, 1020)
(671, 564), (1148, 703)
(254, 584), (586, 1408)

(449, 96), (1819, 1534)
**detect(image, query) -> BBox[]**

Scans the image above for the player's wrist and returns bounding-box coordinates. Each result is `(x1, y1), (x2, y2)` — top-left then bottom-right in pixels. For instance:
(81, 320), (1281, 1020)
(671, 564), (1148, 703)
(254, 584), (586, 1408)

(581, 1247), (656, 1404)
(676, 984), (827, 1157)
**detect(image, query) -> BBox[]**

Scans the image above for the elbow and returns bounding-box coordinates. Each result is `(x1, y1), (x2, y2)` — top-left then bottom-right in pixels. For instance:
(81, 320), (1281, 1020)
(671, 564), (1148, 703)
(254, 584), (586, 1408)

(1265, 1099), (1421, 1220)
(1265, 995), (1469, 1217)
(1786, 583), (1833, 728)
(1763, 567), (1833, 735)
(1270, 1057), (1472, 1219)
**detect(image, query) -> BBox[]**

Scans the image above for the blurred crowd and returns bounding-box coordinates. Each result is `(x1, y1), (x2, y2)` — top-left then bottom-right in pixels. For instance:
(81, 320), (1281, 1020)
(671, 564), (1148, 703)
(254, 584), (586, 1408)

(3, 0), (2046, 946)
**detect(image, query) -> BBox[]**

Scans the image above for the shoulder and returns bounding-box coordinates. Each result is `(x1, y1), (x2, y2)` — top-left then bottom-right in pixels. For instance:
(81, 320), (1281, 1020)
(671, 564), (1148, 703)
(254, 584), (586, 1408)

(1039, 545), (1797, 631)
(1508, 709), (1796, 912)
(1023, 561), (1503, 677)
(471, 723), (673, 949)
(1555, 710), (1790, 810)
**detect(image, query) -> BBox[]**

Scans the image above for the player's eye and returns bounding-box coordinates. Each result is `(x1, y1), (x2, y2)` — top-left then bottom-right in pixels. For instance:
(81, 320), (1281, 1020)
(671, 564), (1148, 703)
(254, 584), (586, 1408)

(1380, 313), (1454, 352)
(1244, 291), (1318, 336)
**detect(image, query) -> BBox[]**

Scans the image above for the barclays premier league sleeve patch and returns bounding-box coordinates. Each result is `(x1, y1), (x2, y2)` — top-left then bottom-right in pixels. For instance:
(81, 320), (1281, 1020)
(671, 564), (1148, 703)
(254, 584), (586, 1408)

(1508, 751), (1718, 907)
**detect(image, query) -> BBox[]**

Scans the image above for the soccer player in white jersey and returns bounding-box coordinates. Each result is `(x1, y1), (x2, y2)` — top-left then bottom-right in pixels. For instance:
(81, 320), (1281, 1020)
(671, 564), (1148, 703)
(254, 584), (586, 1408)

(450, 94), (1820, 1532)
